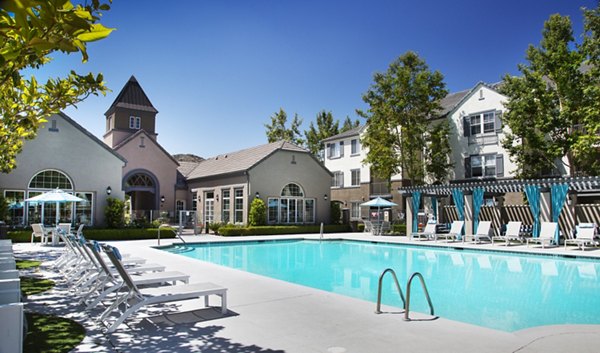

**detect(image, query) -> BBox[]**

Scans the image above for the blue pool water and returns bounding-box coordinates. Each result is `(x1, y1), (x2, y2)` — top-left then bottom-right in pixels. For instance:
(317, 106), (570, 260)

(160, 239), (600, 332)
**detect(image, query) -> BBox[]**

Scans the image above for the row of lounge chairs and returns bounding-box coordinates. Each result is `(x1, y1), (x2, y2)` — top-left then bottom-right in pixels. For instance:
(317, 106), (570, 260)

(410, 221), (599, 250)
(54, 230), (228, 333)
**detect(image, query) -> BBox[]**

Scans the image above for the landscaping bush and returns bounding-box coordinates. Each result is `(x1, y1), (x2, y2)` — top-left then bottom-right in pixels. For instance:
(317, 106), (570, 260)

(209, 222), (226, 235)
(105, 197), (125, 228)
(248, 198), (266, 226)
(7, 227), (176, 242)
(330, 202), (341, 225)
(392, 223), (406, 235)
(219, 224), (351, 236)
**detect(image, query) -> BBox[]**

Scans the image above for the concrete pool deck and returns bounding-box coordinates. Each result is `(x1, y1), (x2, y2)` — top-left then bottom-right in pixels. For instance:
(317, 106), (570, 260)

(12, 232), (600, 353)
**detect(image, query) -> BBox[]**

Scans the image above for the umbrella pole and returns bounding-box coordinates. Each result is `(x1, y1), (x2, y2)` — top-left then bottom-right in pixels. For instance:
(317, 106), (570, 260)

(41, 202), (45, 226)
(56, 201), (60, 226)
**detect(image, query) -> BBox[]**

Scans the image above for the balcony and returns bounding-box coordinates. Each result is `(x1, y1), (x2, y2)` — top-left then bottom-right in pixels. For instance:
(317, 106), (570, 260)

(468, 133), (498, 146)
(370, 182), (391, 197)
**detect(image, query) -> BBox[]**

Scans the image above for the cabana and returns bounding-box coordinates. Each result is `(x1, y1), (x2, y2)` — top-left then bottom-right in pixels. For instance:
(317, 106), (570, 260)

(400, 176), (600, 244)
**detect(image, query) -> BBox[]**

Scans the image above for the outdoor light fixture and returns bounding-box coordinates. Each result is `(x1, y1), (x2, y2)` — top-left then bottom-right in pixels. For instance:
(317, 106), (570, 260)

(255, 192), (260, 199)
(161, 195), (165, 203)
(216, 194), (219, 202)
(324, 194), (328, 201)
(106, 186), (112, 195)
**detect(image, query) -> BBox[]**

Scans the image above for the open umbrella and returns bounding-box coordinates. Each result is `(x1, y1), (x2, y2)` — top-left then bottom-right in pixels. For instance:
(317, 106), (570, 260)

(25, 188), (85, 225)
(361, 197), (398, 234)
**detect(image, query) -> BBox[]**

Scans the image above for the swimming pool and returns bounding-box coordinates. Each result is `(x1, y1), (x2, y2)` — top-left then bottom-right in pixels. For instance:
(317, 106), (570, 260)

(159, 239), (600, 332)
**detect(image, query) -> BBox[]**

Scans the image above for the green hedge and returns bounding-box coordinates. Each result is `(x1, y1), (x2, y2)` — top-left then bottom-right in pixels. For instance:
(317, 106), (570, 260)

(7, 227), (176, 243)
(219, 224), (351, 236)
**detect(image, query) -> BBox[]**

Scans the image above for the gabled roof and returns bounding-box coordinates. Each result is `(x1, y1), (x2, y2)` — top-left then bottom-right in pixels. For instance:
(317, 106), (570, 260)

(437, 81), (505, 118)
(104, 75), (158, 116)
(186, 141), (310, 180)
(56, 112), (127, 164)
(321, 125), (365, 143)
(113, 129), (179, 166)
(177, 161), (202, 178)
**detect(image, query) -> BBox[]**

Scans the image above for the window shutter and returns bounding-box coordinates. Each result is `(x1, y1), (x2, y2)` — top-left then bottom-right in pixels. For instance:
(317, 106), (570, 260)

(339, 141), (344, 157)
(465, 157), (471, 178)
(496, 154), (504, 177)
(495, 110), (503, 132)
(463, 116), (471, 137)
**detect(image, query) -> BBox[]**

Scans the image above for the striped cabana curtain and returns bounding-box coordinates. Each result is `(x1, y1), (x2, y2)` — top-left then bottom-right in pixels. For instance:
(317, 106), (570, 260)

(524, 185), (541, 238)
(412, 191), (421, 233)
(451, 188), (465, 240)
(551, 183), (569, 244)
(472, 187), (485, 233)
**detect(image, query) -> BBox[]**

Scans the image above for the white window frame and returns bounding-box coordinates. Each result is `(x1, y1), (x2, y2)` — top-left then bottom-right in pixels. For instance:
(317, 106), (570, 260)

(351, 139), (360, 155)
(332, 171), (344, 188)
(469, 111), (496, 136)
(471, 154), (497, 177)
(350, 169), (360, 186)
(129, 116), (141, 129)
(328, 143), (341, 159)
(350, 201), (361, 220)
(234, 188), (244, 224)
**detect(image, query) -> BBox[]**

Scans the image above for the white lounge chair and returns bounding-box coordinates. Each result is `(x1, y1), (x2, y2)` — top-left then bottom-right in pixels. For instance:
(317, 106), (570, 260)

(564, 223), (598, 251)
(492, 221), (523, 246)
(410, 223), (436, 241)
(435, 221), (464, 242)
(363, 220), (373, 233)
(99, 245), (228, 333)
(31, 224), (49, 244)
(465, 221), (492, 243)
(526, 222), (558, 248)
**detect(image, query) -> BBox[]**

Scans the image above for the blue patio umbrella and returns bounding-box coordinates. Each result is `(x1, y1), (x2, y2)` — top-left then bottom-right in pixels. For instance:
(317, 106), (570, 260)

(25, 188), (85, 225)
(361, 197), (398, 223)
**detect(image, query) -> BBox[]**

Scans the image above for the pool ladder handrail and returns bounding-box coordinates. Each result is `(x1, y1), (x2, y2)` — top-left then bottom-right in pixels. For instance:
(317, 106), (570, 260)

(158, 224), (187, 246)
(375, 268), (405, 314)
(403, 272), (434, 321)
(375, 268), (435, 321)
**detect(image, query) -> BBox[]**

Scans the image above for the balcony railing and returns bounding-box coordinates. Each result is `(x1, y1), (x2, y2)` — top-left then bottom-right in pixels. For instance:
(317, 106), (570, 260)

(370, 182), (391, 196)
(468, 133), (498, 145)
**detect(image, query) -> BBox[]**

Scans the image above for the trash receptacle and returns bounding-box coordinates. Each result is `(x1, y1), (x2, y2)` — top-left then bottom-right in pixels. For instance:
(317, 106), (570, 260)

(205, 221), (209, 234)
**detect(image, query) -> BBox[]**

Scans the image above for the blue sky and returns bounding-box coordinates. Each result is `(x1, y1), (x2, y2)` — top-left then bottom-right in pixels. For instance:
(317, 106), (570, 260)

(35, 0), (596, 158)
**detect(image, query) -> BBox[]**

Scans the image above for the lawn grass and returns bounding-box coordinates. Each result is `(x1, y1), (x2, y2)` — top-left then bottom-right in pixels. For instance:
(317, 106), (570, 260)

(16, 259), (42, 270)
(20, 276), (55, 296)
(24, 312), (85, 353)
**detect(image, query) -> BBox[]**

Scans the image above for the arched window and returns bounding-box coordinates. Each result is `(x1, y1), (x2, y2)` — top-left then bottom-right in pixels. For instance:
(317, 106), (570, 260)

(281, 183), (304, 197)
(29, 170), (73, 190)
(125, 173), (154, 188)
(268, 183), (314, 224)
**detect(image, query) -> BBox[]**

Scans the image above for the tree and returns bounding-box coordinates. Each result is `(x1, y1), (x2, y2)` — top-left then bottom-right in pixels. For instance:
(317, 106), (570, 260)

(426, 120), (453, 183)
(358, 52), (447, 185)
(248, 198), (266, 226)
(0, 1), (114, 173)
(264, 108), (304, 146)
(340, 116), (361, 133)
(501, 8), (600, 177)
(304, 110), (339, 160)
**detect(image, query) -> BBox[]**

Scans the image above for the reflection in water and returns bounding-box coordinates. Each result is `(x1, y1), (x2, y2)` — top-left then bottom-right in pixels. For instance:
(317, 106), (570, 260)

(164, 240), (600, 332)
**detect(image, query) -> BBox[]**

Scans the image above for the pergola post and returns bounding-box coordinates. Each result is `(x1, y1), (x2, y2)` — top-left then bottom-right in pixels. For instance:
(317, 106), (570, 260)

(465, 193), (474, 236)
(406, 194), (413, 238)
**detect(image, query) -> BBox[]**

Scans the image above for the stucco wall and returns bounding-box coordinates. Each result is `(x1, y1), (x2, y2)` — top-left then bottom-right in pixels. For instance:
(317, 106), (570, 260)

(250, 150), (332, 224)
(115, 133), (179, 213)
(448, 85), (518, 180)
(0, 113), (125, 226)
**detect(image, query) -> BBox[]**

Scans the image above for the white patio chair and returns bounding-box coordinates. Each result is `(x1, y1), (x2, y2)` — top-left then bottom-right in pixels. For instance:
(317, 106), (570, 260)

(492, 221), (522, 246)
(465, 221), (492, 244)
(435, 221), (464, 242)
(410, 223), (436, 241)
(526, 222), (558, 248)
(99, 244), (228, 333)
(564, 223), (598, 251)
(30, 224), (49, 245)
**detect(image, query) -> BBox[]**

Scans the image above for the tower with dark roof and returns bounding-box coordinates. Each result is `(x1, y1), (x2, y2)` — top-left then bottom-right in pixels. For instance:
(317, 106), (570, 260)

(103, 75), (159, 148)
